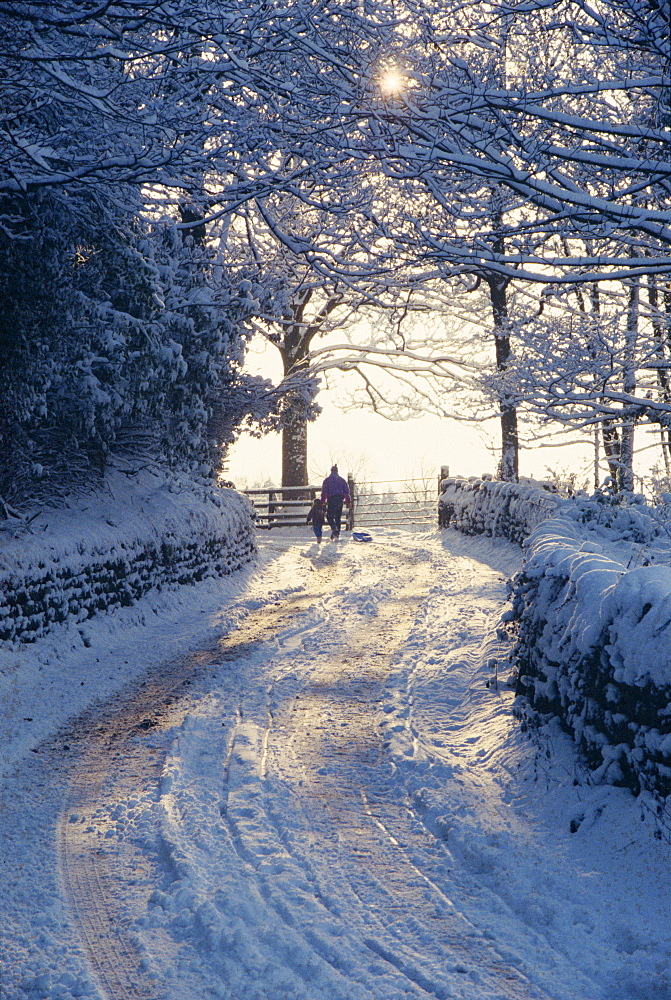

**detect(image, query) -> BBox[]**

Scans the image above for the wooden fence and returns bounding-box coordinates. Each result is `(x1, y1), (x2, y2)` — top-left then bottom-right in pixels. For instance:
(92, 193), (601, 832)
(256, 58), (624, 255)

(244, 469), (448, 530)
(242, 482), (354, 530)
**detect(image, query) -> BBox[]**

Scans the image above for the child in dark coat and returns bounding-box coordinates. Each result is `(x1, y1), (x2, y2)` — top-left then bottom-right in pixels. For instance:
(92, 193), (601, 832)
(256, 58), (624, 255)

(306, 497), (326, 543)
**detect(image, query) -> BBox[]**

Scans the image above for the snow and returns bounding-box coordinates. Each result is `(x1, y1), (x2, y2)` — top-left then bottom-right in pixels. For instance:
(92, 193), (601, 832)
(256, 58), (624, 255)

(3, 508), (671, 999)
(509, 498), (671, 799)
(0, 471), (255, 644)
(440, 477), (671, 800)
(438, 477), (563, 543)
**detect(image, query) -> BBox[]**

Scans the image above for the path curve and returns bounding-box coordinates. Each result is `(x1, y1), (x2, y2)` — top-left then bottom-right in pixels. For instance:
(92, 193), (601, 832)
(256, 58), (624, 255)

(57, 535), (551, 1000)
(57, 552), (355, 999)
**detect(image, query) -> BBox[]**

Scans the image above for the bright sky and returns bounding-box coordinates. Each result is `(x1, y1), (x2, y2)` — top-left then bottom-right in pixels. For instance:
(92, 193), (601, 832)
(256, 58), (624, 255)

(226, 337), (600, 490)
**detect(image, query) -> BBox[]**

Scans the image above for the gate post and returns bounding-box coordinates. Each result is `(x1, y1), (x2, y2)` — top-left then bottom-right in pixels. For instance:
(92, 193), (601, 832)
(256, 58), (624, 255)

(438, 466), (449, 527)
(347, 475), (355, 531)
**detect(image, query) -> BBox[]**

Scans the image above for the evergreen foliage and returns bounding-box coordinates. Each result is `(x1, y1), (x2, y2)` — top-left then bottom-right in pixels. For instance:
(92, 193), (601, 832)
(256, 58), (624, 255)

(0, 190), (276, 507)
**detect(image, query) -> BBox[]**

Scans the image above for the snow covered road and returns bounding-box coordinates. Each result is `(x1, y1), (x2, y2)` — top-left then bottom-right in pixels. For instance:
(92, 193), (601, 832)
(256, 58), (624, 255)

(3, 529), (671, 1000)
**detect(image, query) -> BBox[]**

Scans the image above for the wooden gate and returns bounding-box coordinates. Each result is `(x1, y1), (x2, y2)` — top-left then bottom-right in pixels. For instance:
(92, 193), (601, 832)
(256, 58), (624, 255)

(244, 470), (446, 530)
(243, 484), (355, 530)
(351, 478), (437, 528)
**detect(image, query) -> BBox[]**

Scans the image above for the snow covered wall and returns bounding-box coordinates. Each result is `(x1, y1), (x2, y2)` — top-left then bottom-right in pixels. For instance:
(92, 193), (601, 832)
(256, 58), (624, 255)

(440, 476), (671, 798)
(438, 476), (563, 543)
(512, 501), (671, 799)
(0, 475), (256, 644)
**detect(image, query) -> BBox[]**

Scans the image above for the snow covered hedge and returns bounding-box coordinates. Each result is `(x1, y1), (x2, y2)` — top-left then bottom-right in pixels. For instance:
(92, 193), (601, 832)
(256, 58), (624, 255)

(0, 475), (256, 644)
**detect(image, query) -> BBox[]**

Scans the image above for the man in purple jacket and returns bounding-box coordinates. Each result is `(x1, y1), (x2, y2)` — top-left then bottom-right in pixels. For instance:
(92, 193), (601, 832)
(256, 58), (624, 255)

(321, 464), (351, 540)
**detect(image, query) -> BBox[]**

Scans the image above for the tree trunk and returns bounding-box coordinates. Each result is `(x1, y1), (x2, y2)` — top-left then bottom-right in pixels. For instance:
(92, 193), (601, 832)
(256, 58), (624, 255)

(279, 290), (313, 491)
(278, 289), (342, 490)
(648, 275), (671, 476)
(281, 402), (309, 489)
(602, 420), (623, 490)
(584, 281), (624, 491)
(619, 276), (639, 492)
(488, 273), (519, 482)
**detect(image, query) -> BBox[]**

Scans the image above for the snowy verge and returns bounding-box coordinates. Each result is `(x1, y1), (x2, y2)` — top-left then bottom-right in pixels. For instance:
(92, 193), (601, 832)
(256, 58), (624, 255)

(0, 472), (256, 644)
(377, 563), (671, 1000)
(0, 530), (310, 774)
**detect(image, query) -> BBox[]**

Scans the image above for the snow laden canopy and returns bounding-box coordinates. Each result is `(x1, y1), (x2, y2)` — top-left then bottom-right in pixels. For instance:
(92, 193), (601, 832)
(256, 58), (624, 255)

(200, 0), (671, 487)
(2, 0), (671, 502)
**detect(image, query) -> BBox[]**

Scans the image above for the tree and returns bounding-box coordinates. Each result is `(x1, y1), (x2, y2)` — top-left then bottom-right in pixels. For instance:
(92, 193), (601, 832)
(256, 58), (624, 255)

(0, 184), (285, 508)
(254, 0), (671, 480)
(5, 0), (670, 500)
(499, 277), (667, 490)
(223, 188), (475, 488)
(0, 2), (313, 509)
(363, 0), (671, 271)
(0, 3), (321, 217)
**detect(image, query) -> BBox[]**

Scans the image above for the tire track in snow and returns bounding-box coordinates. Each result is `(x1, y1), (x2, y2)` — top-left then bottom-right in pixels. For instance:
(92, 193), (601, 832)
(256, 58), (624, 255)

(57, 552), (354, 1000)
(58, 536), (548, 999)
(213, 541), (550, 999)
(57, 651), (215, 1000)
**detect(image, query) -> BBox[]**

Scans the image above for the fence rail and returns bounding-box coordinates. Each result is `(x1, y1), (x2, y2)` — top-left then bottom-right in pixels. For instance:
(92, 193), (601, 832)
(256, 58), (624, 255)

(243, 485), (324, 529)
(353, 481), (436, 528)
(243, 471), (447, 530)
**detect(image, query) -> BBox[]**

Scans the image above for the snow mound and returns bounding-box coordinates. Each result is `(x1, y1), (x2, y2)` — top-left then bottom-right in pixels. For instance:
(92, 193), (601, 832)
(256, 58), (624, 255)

(438, 476), (562, 543)
(513, 507), (671, 800)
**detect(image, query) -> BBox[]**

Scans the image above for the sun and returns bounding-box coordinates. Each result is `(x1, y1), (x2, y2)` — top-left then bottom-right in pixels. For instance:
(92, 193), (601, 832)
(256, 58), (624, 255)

(379, 67), (404, 96)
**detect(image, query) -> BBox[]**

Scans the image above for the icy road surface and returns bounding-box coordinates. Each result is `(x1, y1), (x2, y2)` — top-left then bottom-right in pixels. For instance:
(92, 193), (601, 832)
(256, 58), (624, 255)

(3, 529), (671, 1000)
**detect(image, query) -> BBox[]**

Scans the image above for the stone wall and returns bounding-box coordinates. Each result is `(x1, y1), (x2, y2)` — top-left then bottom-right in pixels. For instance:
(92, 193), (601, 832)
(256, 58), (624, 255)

(440, 476), (671, 800)
(0, 482), (256, 644)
